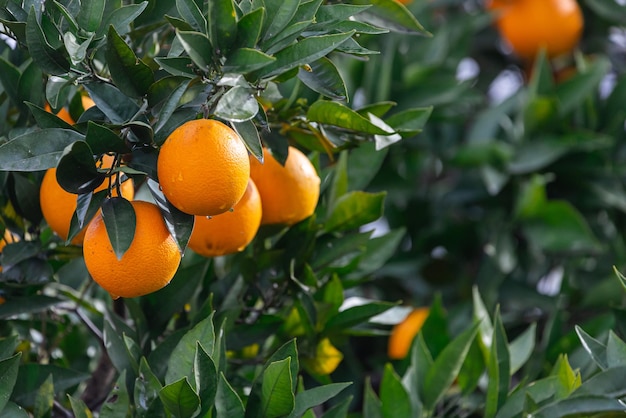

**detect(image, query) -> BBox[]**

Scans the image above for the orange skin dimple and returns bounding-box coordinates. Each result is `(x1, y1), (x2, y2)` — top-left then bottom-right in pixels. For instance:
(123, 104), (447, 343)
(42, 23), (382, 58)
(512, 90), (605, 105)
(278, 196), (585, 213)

(487, 0), (584, 61)
(157, 119), (250, 216)
(188, 180), (262, 257)
(249, 146), (320, 226)
(83, 200), (181, 298)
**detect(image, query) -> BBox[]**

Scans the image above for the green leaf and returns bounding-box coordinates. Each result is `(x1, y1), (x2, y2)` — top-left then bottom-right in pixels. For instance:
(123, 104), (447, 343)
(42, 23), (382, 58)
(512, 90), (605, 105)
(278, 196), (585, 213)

(84, 82), (141, 124)
(401, 334), (431, 415)
(153, 78), (192, 134)
(298, 58), (347, 101)
(165, 313), (216, 386)
(214, 86), (259, 122)
(255, 31), (355, 79)
(232, 120), (263, 162)
(485, 309), (510, 418)
(0, 336), (19, 360)
(85, 122), (129, 155)
(208, 0), (238, 53)
(495, 376), (559, 418)
(177, 30), (214, 71)
(215, 373), (245, 418)
(363, 377), (382, 418)
(235, 7), (264, 49)
(287, 382), (351, 418)
(134, 358), (163, 416)
(422, 322), (480, 411)
(56, 141), (104, 194)
(606, 331), (626, 367)
(532, 395), (626, 418)
(224, 48), (276, 73)
(176, 0), (207, 32)
(321, 395), (353, 418)
(308, 101), (391, 135)
(0, 353), (22, 414)
(0, 296), (63, 319)
(103, 321), (137, 375)
(146, 178), (194, 254)
(26, 8), (70, 75)
(194, 343), (218, 418)
(159, 377), (201, 418)
(385, 106), (432, 136)
(33, 374), (54, 418)
(472, 286), (494, 355)
(380, 364), (412, 418)
(261, 358), (295, 418)
(77, 0), (104, 32)
(99, 371), (131, 418)
(575, 325), (608, 370)
(522, 201), (602, 253)
(106, 26), (154, 98)
(0, 129), (84, 171)
(550, 355), (581, 399)
(0, 57), (24, 110)
(351, 0), (428, 35)
(325, 301), (395, 331)
(572, 365), (626, 399)
(509, 323), (536, 374)
(12, 364), (89, 408)
(324, 191), (386, 232)
(102, 197), (136, 260)
(555, 56), (611, 116)
(26, 102), (74, 129)
(67, 396), (92, 418)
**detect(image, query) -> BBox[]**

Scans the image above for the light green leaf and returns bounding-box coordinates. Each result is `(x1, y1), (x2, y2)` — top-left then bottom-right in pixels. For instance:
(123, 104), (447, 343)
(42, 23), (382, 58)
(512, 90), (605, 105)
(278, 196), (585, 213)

(325, 191), (386, 232)
(485, 310), (510, 418)
(67, 396), (92, 418)
(351, 0), (428, 34)
(287, 382), (351, 418)
(262, 358), (295, 418)
(100, 371), (131, 418)
(215, 373), (245, 418)
(380, 364), (412, 418)
(509, 323), (536, 374)
(176, 0), (206, 32)
(159, 377), (201, 418)
(33, 374), (54, 418)
(194, 343), (218, 418)
(606, 330), (626, 367)
(308, 101), (391, 135)
(224, 48), (276, 73)
(550, 355), (581, 399)
(298, 58), (347, 100)
(363, 377), (382, 418)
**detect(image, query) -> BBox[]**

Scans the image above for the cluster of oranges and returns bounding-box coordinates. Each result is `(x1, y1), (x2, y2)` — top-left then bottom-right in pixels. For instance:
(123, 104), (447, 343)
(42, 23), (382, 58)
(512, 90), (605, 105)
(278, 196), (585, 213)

(39, 105), (321, 299)
(487, 0), (584, 61)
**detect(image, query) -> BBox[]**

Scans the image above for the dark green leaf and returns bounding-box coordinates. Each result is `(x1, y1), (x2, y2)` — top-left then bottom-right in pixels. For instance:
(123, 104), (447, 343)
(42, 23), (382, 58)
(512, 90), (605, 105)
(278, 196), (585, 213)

(235, 7), (264, 49)
(99, 371), (131, 418)
(159, 377), (200, 418)
(85, 122), (129, 155)
(321, 395), (353, 418)
(215, 373), (245, 418)
(555, 56), (611, 116)
(224, 48), (276, 73)
(154, 78), (192, 134)
(26, 8), (70, 75)
(106, 26), (154, 98)
(509, 323), (536, 374)
(84, 82), (141, 124)
(0, 57), (23, 110)
(33, 374), (53, 418)
(165, 313), (216, 386)
(385, 106), (432, 135)
(68, 190), (107, 242)
(26, 102), (73, 129)
(102, 197), (136, 260)
(0, 296), (63, 319)
(485, 310), (510, 418)
(352, 0), (428, 34)
(298, 58), (346, 101)
(325, 301), (395, 331)
(0, 353), (21, 414)
(176, 0), (206, 32)
(495, 376), (560, 418)
(380, 364), (412, 418)
(0, 336), (19, 360)
(56, 141), (104, 194)
(325, 191), (386, 232)
(255, 32), (355, 79)
(208, 0), (238, 52)
(261, 358), (295, 418)
(422, 322), (480, 411)
(532, 395), (626, 418)
(214, 86), (258, 122)
(232, 120), (263, 162)
(12, 364), (89, 407)
(573, 365), (626, 399)
(77, 0), (104, 31)
(0, 129), (84, 171)
(363, 377), (382, 418)
(134, 358), (163, 416)
(308, 101), (391, 135)
(194, 343), (218, 417)
(287, 382), (351, 418)
(177, 30), (214, 71)
(261, 0), (299, 41)
(101, 2), (149, 36)
(154, 57), (197, 77)
(103, 321), (137, 375)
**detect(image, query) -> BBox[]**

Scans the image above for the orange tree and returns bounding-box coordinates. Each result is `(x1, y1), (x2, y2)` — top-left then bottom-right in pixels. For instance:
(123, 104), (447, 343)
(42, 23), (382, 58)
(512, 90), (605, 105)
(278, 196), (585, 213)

(3, 0), (626, 417)
(0, 0), (434, 416)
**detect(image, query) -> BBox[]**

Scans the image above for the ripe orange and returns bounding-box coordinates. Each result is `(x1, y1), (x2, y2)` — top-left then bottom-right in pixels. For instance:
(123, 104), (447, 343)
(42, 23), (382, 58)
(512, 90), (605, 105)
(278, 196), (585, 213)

(488, 0), (583, 60)
(83, 200), (181, 299)
(249, 146), (320, 225)
(388, 307), (430, 359)
(188, 179), (262, 257)
(40, 155), (134, 244)
(157, 119), (250, 216)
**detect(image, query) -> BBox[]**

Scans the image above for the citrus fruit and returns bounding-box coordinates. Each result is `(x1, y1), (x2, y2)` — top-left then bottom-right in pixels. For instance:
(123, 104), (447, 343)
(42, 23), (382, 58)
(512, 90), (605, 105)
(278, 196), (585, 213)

(488, 0), (583, 60)
(83, 200), (181, 299)
(304, 338), (344, 375)
(249, 146), (320, 225)
(157, 119), (250, 216)
(188, 179), (262, 257)
(40, 155), (134, 244)
(388, 307), (430, 359)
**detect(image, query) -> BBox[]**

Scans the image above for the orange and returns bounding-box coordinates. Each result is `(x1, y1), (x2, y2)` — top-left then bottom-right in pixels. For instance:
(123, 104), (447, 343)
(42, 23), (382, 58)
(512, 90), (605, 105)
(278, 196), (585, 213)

(188, 179), (262, 257)
(249, 146), (320, 225)
(83, 200), (181, 298)
(40, 155), (134, 244)
(157, 119), (250, 216)
(44, 95), (96, 124)
(488, 0), (583, 60)
(388, 307), (430, 359)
